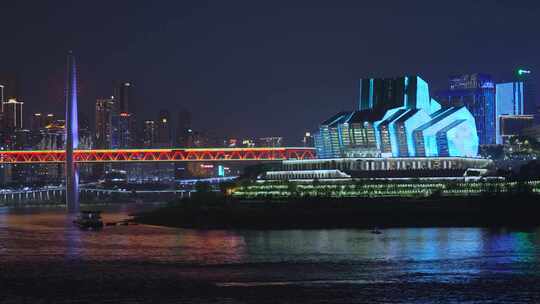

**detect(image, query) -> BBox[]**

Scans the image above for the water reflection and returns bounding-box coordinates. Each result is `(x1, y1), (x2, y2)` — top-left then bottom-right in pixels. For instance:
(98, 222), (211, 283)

(1, 206), (540, 280)
(64, 213), (81, 260)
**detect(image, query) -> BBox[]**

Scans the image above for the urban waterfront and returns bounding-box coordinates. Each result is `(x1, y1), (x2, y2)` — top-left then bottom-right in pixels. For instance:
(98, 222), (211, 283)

(2, 1), (540, 302)
(1, 204), (540, 303)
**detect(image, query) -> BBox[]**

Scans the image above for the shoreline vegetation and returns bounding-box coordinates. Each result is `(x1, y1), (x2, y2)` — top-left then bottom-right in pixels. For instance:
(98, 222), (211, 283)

(134, 179), (540, 229)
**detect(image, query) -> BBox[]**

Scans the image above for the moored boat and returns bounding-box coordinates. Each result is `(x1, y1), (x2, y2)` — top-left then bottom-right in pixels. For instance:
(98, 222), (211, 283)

(73, 211), (104, 229)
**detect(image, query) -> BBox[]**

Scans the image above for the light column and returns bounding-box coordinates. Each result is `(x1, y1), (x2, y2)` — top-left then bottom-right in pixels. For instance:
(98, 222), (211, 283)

(65, 51), (79, 213)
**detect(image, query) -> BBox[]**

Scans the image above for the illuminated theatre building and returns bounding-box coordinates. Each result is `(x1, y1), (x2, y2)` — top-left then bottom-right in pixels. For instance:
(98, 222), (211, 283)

(267, 76), (491, 180)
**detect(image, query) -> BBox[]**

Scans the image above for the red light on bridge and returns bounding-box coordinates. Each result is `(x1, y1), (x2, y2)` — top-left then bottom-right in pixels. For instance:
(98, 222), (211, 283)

(0, 148), (316, 164)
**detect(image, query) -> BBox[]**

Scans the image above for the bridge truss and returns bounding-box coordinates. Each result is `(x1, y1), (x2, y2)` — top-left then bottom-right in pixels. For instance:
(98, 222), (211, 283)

(0, 148), (316, 164)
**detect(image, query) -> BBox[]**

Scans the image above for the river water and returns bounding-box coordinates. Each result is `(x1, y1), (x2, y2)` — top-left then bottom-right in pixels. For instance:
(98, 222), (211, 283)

(1, 204), (540, 303)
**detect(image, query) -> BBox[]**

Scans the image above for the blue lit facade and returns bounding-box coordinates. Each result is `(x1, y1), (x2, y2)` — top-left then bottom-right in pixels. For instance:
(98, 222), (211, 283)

(495, 82), (524, 144)
(435, 74), (496, 145)
(413, 107), (478, 157)
(315, 76), (479, 158)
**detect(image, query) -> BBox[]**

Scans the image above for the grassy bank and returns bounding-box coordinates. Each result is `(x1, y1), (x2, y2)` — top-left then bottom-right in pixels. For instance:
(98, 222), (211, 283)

(134, 192), (540, 229)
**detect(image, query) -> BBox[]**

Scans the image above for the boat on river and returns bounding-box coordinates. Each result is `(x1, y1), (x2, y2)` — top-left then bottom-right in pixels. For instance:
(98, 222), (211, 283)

(73, 211), (104, 229)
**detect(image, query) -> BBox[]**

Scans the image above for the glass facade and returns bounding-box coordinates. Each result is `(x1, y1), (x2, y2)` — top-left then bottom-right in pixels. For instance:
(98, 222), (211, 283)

(495, 82), (525, 144)
(435, 74), (496, 145)
(315, 76), (479, 158)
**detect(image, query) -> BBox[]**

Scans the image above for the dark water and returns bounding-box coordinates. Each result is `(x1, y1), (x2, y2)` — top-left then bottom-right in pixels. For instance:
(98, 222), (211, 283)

(1, 205), (540, 303)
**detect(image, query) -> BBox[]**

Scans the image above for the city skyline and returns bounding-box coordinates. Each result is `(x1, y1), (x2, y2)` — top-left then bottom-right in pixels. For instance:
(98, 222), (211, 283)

(4, 3), (540, 303)
(0, 67), (535, 144)
(0, 1), (538, 140)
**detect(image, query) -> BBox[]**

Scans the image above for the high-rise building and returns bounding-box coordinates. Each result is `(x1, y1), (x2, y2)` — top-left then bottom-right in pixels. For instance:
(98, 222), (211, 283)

(111, 82), (138, 147)
(435, 74), (496, 145)
(111, 112), (135, 149)
(495, 82), (525, 144)
(515, 69), (536, 116)
(156, 110), (171, 147)
(34, 119), (64, 150)
(115, 82), (132, 113)
(95, 97), (116, 148)
(302, 132), (315, 147)
(31, 113), (45, 131)
(112, 112), (135, 148)
(143, 120), (156, 147)
(2, 98), (24, 130)
(45, 113), (55, 127)
(176, 109), (192, 146)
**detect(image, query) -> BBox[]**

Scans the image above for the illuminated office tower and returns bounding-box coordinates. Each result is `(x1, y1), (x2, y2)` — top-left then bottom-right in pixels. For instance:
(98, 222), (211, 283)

(435, 74), (496, 145)
(111, 112), (135, 148)
(515, 69), (536, 115)
(95, 97), (116, 148)
(495, 82), (525, 144)
(494, 69), (536, 144)
(112, 82), (137, 147)
(2, 98), (24, 130)
(143, 120), (156, 147)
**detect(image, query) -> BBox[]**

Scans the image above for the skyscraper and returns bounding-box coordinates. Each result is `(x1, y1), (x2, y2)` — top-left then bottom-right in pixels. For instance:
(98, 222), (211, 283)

(515, 69), (536, 116)
(302, 132), (315, 147)
(45, 113), (55, 126)
(176, 109), (192, 147)
(31, 113), (45, 131)
(143, 120), (156, 147)
(2, 98), (24, 130)
(95, 97), (116, 149)
(156, 110), (171, 147)
(115, 82), (132, 113)
(111, 112), (135, 148)
(435, 74), (496, 145)
(495, 82), (525, 144)
(112, 82), (137, 147)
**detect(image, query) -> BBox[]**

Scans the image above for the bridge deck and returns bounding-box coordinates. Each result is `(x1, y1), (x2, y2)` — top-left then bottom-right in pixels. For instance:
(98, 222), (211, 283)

(0, 147), (316, 164)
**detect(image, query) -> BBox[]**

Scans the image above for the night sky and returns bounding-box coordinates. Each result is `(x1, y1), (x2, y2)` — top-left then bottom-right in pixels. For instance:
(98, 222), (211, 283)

(1, 0), (539, 143)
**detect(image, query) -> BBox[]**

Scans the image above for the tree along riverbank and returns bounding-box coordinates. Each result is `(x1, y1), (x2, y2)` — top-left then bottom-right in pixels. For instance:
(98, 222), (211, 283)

(134, 192), (540, 229)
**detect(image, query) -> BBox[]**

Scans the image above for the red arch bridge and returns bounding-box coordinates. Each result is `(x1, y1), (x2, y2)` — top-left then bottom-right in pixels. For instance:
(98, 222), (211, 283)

(0, 147), (316, 164)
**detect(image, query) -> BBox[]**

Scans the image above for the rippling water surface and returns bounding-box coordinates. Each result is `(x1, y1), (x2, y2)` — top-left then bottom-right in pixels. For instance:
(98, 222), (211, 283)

(1, 204), (540, 303)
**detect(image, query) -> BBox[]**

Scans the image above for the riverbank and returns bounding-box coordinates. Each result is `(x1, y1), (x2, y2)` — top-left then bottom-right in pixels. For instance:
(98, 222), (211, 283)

(134, 193), (540, 229)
